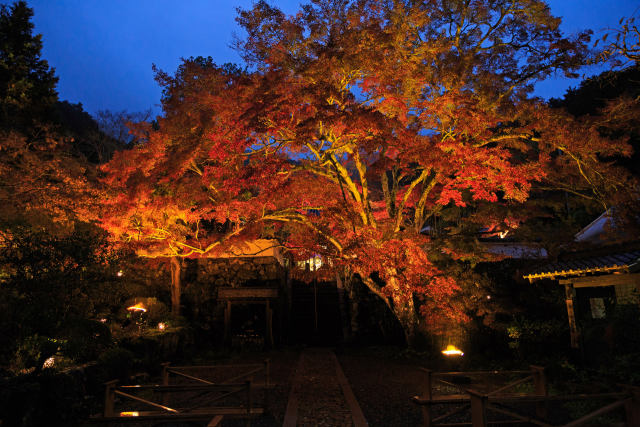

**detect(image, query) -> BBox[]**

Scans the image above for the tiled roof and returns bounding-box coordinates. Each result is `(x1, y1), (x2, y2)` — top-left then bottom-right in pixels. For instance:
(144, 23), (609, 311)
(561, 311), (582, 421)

(523, 250), (640, 281)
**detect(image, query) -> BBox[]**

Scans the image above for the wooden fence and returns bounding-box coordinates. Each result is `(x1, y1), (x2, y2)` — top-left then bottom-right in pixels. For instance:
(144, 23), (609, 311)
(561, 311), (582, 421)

(95, 359), (271, 426)
(412, 366), (640, 427)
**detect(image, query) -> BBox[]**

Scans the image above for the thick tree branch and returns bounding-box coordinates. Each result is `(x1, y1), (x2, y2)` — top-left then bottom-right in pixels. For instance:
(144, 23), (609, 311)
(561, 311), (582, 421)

(394, 168), (430, 232)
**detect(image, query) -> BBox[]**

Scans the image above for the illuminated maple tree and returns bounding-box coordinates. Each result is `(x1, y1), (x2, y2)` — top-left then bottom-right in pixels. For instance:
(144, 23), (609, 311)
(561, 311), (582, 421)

(101, 0), (635, 341)
(598, 15), (640, 66)
(0, 128), (98, 232)
(100, 60), (296, 315)
(0, 2), (98, 233)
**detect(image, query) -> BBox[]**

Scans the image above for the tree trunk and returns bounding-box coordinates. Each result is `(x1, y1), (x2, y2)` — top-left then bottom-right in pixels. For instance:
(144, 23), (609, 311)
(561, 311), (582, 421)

(335, 270), (352, 343)
(392, 295), (418, 348)
(347, 277), (361, 340)
(388, 275), (419, 347)
(170, 256), (182, 316)
(361, 274), (419, 347)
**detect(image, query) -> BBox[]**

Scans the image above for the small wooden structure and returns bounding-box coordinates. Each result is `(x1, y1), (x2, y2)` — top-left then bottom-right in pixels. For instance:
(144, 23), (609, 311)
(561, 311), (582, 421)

(194, 239), (288, 347)
(523, 248), (640, 349)
(412, 367), (640, 426)
(218, 287), (279, 347)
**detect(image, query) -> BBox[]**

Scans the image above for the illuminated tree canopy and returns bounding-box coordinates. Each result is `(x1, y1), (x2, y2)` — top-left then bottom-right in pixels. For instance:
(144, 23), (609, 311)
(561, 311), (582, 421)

(0, 1), (99, 232)
(101, 0), (636, 341)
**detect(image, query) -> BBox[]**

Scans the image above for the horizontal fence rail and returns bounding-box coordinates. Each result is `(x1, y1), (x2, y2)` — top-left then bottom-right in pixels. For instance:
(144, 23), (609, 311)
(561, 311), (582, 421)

(97, 359), (271, 426)
(411, 366), (640, 427)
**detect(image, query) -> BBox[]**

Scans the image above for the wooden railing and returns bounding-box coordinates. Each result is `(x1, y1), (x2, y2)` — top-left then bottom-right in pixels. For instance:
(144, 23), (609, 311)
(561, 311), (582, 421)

(162, 359), (271, 412)
(98, 359), (271, 426)
(103, 380), (249, 424)
(412, 366), (640, 427)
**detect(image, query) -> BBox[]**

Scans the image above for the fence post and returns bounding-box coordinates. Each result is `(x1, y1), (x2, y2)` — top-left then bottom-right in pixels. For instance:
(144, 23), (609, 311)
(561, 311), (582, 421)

(530, 365), (548, 419)
(468, 389), (488, 427)
(264, 359), (270, 414)
(246, 380), (252, 427)
(161, 362), (171, 405)
(421, 369), (433, 427)
(103, 380), (118, 417)
(564, 284), (580, 349)
(625, 386), (640, 427)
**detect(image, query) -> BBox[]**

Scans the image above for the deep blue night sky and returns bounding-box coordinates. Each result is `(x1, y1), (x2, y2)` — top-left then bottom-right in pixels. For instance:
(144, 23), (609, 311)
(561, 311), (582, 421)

(25, 0), (640, 116)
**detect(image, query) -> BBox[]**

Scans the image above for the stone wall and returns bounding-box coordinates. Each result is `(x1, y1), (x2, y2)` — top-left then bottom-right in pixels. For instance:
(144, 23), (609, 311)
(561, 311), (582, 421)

(195, 256), (285, 288)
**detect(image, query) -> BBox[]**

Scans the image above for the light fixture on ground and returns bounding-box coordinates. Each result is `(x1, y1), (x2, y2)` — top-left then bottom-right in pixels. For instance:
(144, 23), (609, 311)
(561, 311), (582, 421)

(442, 344), (464, 356)
(127, 302), (146, 312)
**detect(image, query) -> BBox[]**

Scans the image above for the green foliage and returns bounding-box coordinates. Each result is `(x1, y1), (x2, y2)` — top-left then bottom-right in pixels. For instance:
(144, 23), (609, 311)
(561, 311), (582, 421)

(562, 398), (624, 426)
(61, 319), (112, 363)
(552, 65), (640, 117)
(0, 369), (86, 427)
(11, 334), (60, 373)
(96, 347), (135, 382)
(143, 298), (170, 324)
(608, 302), (640, 353)
(0, 3), (113, 231)
(55, 101), (125, 164)
(583, 304), (640, 384)
(0, 224), (129, 368)
(506, 316), (567, 360)
(551, 64), (640, 177)
(0, 1), (58, 131)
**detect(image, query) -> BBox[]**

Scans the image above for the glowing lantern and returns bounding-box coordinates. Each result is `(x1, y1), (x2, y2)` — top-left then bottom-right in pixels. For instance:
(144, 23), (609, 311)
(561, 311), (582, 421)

(157, 322), (166, 331)
(442, 344), (464, 356)
(117, 270), (124, 277)
(42, 356), (55, 369)
(120, 411), (139, 417)
(127, 302), (146, 313)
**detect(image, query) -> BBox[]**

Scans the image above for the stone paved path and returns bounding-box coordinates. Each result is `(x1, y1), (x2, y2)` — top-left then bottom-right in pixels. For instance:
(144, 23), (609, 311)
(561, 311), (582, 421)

(283, 348), (368, 427)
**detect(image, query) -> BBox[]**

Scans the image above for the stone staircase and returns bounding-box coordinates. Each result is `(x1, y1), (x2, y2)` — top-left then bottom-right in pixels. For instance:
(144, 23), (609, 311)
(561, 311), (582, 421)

(289, 280), (343, 345)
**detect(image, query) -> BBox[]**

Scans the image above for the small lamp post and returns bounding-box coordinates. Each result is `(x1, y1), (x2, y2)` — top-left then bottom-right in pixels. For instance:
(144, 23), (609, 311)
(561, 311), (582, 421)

(127, 302), (147, 333)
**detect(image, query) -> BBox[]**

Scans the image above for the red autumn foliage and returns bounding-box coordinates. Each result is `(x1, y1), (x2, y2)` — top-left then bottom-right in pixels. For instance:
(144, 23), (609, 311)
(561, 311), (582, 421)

(100, 1), (636, 341)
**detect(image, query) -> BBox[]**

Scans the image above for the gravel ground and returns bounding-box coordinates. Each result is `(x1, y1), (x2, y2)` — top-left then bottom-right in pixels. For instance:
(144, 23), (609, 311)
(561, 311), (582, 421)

(289, 348), (354, 426)
(225, 346), (426, 426)
(337, 347), (425, 426)
(209, 348), (300, 427)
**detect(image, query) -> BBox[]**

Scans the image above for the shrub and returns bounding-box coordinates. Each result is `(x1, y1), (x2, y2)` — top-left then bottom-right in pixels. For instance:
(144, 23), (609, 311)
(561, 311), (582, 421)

(96, 347), (134, 382)
(62, 319), (112, 362)
(0, 370), (86, 427)
(11, 334), (61, 373)
(507, 316), (567, 361)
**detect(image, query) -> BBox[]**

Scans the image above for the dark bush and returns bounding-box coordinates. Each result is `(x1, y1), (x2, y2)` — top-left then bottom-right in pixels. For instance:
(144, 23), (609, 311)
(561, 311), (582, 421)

(96, 347), (134, 382)
(11, 335), (61, 373)
(62, 319), (112, 362)
(506, 316), (568, 361)
(0, 370), (86, 427)
(610, 304), (640, 353)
